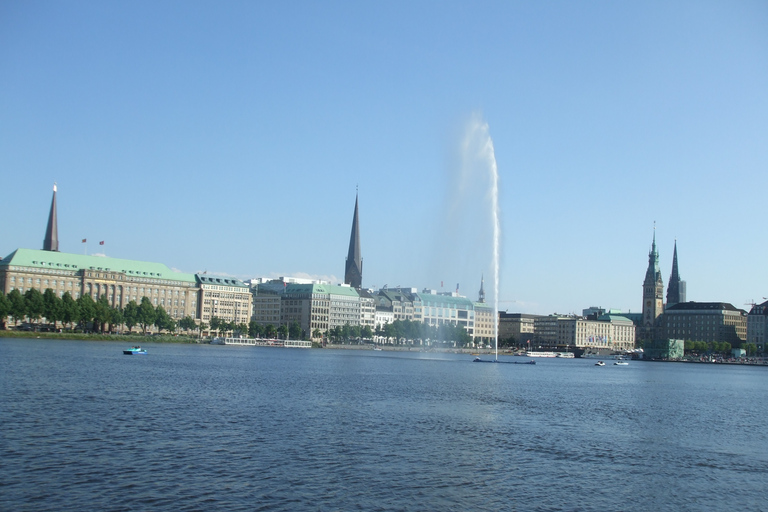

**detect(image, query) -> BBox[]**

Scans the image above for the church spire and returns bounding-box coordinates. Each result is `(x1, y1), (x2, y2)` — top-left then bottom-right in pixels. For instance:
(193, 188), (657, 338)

(478, 274), (486, 303)
(43, 183), (59, 252)
(666, 240), (685, 307)
(344, 192), (362, 289)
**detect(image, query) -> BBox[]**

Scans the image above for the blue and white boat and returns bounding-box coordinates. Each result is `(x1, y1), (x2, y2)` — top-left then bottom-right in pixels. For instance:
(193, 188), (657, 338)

(123, 346), (147, 355)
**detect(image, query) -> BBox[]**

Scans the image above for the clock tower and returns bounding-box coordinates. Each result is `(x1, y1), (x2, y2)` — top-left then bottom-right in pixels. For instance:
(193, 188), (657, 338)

(641, 227), (664, 341)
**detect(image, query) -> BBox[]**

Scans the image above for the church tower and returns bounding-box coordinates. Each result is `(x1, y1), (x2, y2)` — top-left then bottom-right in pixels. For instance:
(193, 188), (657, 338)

(478, 275), (486, 303)
(641, 227), (664, 340)
(666, 240), (686, 308)
(344, 193), (363, 289)
(43, 183), (59, 252)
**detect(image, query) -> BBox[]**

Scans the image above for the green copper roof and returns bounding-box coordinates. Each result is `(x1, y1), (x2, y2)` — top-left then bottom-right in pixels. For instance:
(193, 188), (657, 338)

(0, 248), (196, 283)
(196, 275), (248, 288)
(415, 292), (474, 309)
(285, 283), (360, 297)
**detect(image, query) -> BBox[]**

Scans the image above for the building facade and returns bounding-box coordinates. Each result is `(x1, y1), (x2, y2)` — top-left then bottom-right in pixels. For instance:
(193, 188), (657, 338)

(747, 300), (768, 353)
(657, 302), (747, 345)
(1, 248), (201, 321)
(197, 275), (252, 326)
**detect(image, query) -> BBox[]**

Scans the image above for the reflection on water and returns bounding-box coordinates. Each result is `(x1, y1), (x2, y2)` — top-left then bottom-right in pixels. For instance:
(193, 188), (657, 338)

(1, 338), (767, 511)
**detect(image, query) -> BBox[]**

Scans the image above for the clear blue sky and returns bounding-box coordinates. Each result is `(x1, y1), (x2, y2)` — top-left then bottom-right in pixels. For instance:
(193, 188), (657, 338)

(2, 1), (766, 315)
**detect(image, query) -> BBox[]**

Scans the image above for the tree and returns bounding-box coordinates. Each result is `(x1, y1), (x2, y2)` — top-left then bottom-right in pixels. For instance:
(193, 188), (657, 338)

(8, 289), (26, 326)
(264, 324), (276, 339)
(137, 297), (156, 335)
(110, 306), (124, 333)
(76, 294), (96, 331)
(154, 305), (172, 333)
(361, 325), (373, 340)
(312, 328), (322, 340)
(277, 324), (288, 340)
(248, 320), (263, 338)
(61, 292), (79, 329)
(24, 288), (45, 325)
(289, 321), (302, 340)
(209, 316), (222, 337)
(179, 316), (196, 333)
(94, 295), (112, 333)
(123, 300), (139, 333)
(0, 292), (10, 329)
(43, 288), (63, 330)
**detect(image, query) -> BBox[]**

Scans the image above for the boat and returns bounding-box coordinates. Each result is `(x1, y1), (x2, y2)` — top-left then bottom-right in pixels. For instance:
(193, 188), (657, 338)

(473, 357), (536, 365)
(373, 346), (383, 351)
(525, 351), (558, 358)
(123, 346), (147, 355)
(614, 359), (629, 366)
(210, 337), (226, 345)
(556, 352), (575, 358)
(595, 361), (605, 366)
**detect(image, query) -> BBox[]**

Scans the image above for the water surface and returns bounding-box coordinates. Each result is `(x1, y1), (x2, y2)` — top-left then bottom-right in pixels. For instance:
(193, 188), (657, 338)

(2, 339), (766, 511)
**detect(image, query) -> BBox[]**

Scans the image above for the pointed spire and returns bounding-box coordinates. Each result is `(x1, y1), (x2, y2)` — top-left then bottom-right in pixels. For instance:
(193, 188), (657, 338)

(478, 274), (486, 303)
(666, 240), (683, 307)
(344, 192), (363, 289)
(43, 183), (59, 252)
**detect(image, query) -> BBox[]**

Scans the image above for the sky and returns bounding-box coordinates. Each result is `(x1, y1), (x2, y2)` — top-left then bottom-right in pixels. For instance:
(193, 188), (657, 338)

(1, 1), (766, 315)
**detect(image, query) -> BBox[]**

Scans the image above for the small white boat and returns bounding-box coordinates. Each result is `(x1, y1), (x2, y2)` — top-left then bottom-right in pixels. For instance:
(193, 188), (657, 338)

(614, 359), (629, 366)
(373, 347), (383, 351)
(595, 361), (605, 366)
(123, 346), (147, 355)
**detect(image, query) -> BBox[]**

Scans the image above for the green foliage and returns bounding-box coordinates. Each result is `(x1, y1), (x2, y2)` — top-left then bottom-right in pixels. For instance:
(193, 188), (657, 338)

(8, 289), (25, 324)
(24, 288), (45, 323)
(42, 288), (63, 329)
(110, 306), (124, 332)
(76, 294), (96, 330)
(137, 297), (156, 334)
(312, 328), (322, 340)
(154, 305), (174, 332)
(123, 300), (139, 333)
(0, 292), (10, 328)
(264, 324), (277, 338)
(289, 321), (302, 340)
(277, 324), (288, 339)
(61, 292), (79, 328)
(248, 320), (263, 338)
(94, 296), (112, 333)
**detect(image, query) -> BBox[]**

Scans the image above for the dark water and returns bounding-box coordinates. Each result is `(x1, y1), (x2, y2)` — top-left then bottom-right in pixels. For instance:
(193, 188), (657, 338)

(2, 339), (767, 511)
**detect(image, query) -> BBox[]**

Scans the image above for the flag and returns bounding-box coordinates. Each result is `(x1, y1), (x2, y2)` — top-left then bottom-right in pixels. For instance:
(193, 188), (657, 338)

(82, 239), (86, 243)
(99, 241), (104, 245)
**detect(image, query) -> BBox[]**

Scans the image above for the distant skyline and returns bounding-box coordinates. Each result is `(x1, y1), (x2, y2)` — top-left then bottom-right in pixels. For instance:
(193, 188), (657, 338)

(2, 1), (766, 315)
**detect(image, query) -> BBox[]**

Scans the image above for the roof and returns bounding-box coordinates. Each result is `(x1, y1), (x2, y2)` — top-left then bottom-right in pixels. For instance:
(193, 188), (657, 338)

(1, 248), (196, 283)
(415, 292), (474, 309)
(597, 314), (634, 323)
(284, 283), (360, 297)
(196, 275), (248, 288)
(665, 301), (744, 313)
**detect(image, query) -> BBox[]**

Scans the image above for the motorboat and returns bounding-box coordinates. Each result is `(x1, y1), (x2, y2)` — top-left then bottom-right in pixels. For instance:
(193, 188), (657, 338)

(614, 359), (629, 366)
(123, 346), (147, 355)
(595, 361), (605, 366)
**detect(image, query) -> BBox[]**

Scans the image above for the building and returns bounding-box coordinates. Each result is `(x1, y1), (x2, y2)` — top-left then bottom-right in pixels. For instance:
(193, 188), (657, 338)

(747, 300), (768, 353)
(279, 283), (361, 339)
(1, 248), (201, 321)
(657, 302), (747, 346)
(498, 312), (540, 346)
(344, 193), (363, 289)
(641, 229), (664, 341)
(666, 241), (686, 308)
(197, 275), (252, 326)
(533, 314), (636, 353)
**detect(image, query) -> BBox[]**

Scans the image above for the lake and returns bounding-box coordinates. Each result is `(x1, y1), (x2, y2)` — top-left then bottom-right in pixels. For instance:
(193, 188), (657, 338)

(1, 338), (767, 511)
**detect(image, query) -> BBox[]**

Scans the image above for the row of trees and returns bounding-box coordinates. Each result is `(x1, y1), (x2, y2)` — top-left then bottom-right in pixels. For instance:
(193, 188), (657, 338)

(0, 288), (197, 335)
(364, 319), (475, 346)
(683, 340), (759, 356)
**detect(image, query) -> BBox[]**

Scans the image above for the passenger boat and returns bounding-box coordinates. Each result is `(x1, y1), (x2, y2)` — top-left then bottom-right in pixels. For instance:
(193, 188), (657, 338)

(556, 352), (575, 358)
(525, 351), (558, 358)
(123, 346), (147, 355)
